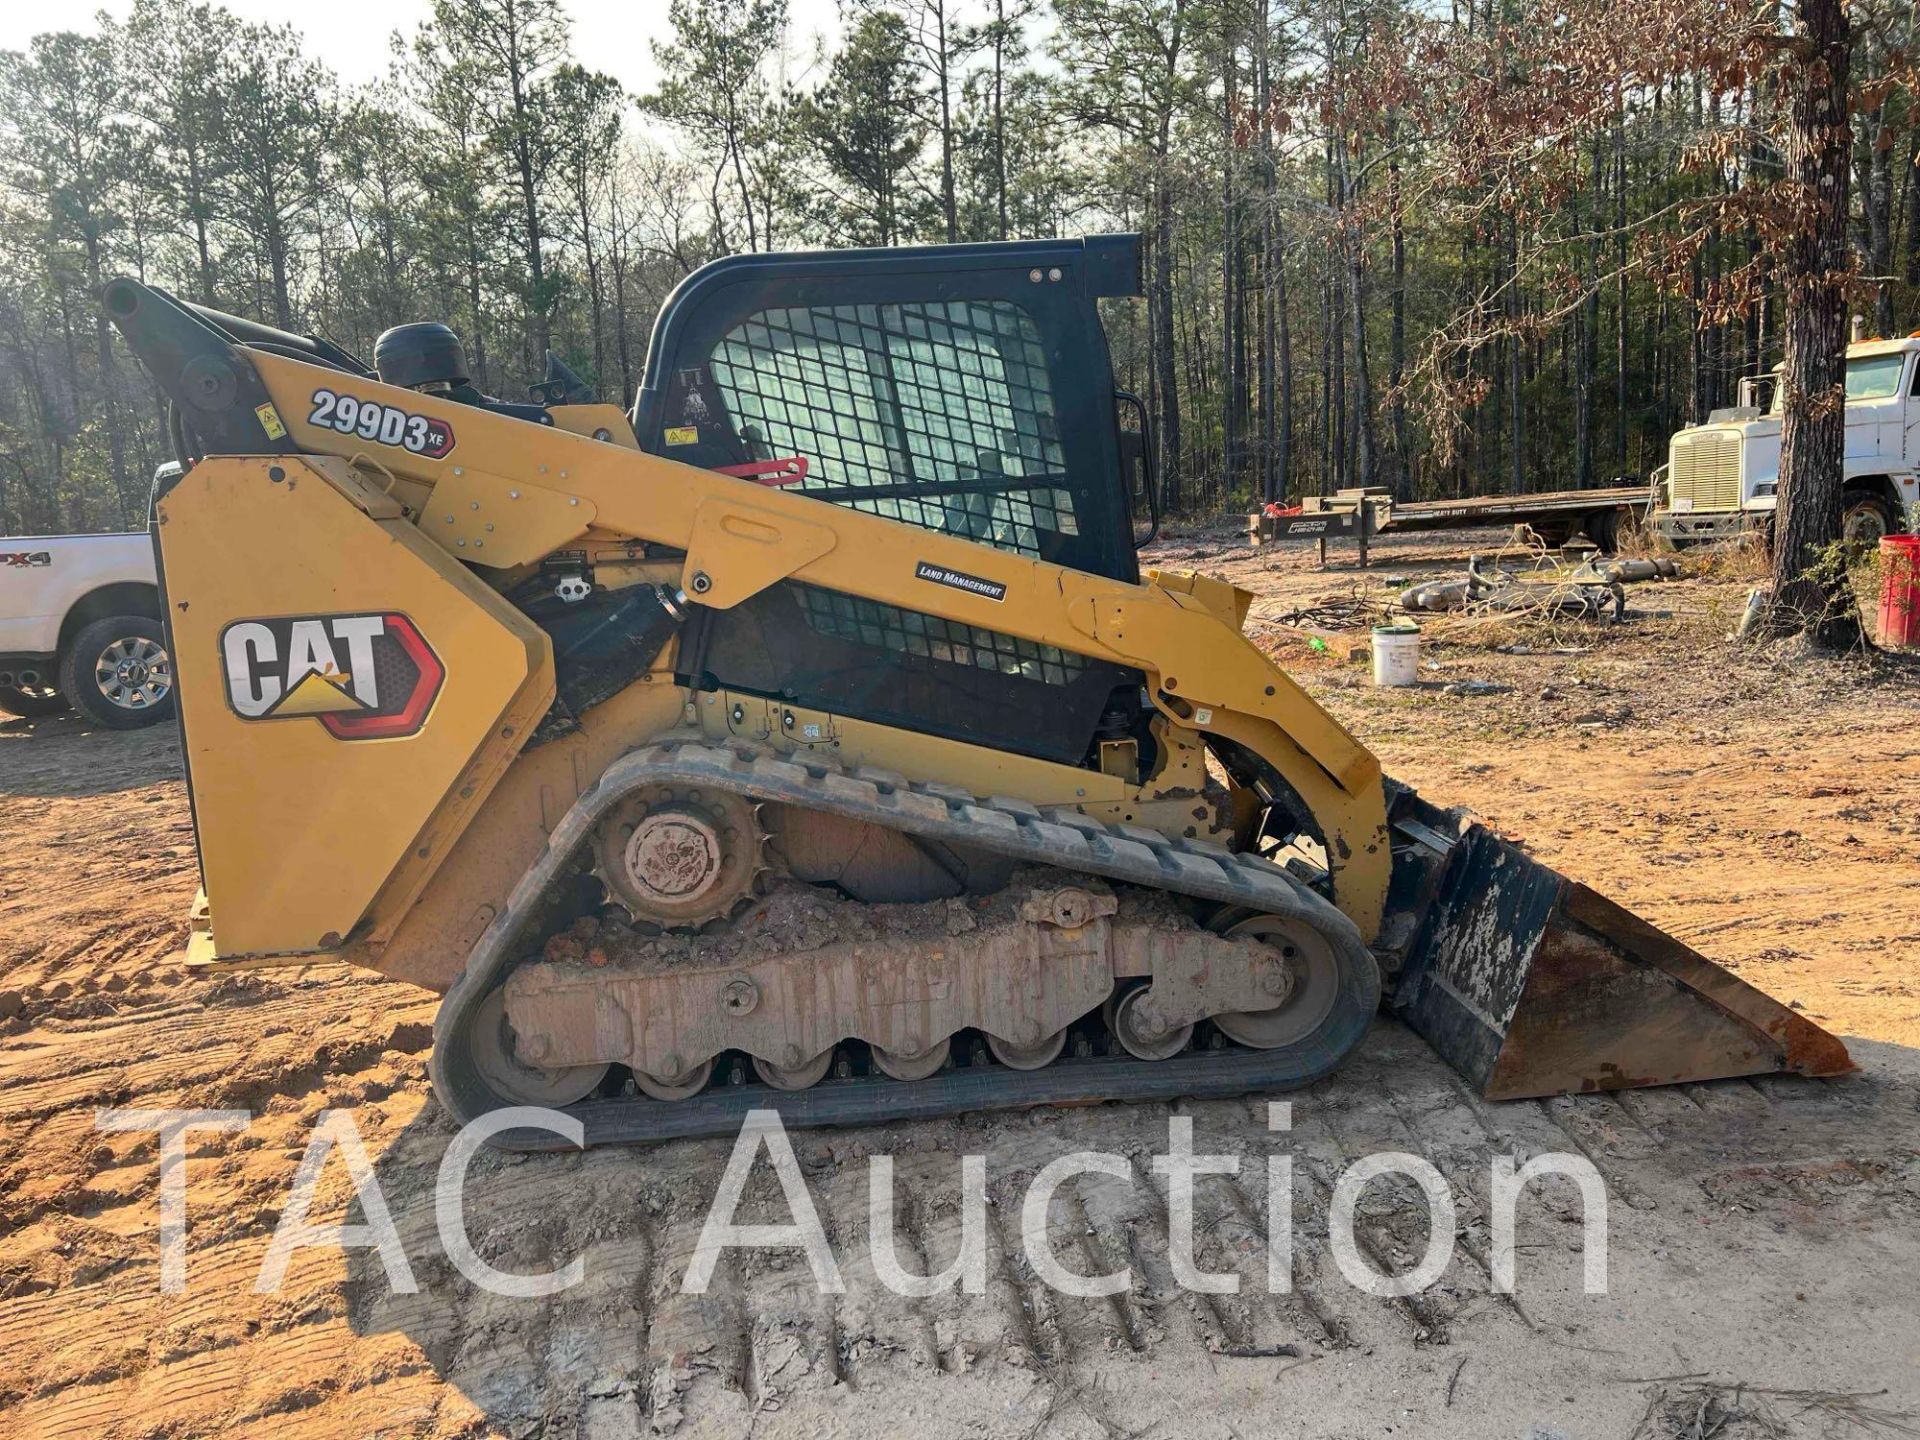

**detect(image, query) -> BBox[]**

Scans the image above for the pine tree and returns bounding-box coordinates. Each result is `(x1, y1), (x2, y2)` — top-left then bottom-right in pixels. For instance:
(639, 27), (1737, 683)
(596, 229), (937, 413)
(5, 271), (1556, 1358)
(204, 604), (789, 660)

(801, 12), (931, 246)
(645, 0), (789, 253)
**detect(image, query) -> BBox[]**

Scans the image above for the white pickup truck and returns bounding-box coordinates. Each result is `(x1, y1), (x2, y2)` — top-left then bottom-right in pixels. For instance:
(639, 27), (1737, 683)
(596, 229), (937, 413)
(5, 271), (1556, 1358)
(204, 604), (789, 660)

(1655, 334), (1920, 546)
(0, 524), (173, 729)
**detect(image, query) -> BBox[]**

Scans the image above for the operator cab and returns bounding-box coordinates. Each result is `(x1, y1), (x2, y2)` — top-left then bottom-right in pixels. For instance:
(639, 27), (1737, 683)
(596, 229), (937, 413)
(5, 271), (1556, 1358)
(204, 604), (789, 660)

(631, 236), (1157, 582)
(627, 236), (1163, 768)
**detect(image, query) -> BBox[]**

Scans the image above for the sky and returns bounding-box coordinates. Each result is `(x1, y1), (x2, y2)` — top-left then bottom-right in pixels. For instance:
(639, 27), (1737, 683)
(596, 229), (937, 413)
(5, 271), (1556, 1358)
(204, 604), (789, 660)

(0, 0), (845, 95)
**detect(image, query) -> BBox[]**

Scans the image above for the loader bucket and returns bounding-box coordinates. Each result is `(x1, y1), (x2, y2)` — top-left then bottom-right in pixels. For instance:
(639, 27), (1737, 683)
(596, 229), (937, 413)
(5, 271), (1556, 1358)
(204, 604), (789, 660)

(1378, 784), (1853, 1099)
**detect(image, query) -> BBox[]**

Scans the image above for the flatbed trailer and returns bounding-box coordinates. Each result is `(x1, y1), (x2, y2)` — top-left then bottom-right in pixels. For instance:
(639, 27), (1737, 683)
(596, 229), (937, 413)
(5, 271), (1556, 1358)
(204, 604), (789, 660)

(1249, 483), (1657, 565)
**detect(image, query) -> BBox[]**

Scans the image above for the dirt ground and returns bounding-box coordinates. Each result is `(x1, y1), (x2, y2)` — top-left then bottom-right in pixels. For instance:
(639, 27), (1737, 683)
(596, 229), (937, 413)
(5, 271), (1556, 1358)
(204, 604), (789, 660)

(3, 522), (1919, 1440)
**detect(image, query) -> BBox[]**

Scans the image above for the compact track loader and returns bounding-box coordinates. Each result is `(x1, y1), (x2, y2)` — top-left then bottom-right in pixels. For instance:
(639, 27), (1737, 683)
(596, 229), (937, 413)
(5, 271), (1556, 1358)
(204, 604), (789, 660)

(104, 237), (1850, 1149)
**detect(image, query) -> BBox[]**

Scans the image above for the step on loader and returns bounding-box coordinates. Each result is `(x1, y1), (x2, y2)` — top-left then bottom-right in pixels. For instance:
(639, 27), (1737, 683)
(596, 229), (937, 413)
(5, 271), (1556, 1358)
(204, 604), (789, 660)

(103, 236), (1851, 1149)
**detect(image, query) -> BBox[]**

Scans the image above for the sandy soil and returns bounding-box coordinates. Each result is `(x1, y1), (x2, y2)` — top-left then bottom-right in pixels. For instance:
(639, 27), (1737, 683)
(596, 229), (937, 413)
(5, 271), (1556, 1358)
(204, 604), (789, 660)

(2, 523), (1918, 1439)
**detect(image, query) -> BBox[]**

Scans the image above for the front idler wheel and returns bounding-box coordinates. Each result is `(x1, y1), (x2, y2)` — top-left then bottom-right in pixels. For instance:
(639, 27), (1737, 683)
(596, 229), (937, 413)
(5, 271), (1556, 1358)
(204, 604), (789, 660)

(1208, 914), (1343, 1050)
(469, 988), (609, 1107)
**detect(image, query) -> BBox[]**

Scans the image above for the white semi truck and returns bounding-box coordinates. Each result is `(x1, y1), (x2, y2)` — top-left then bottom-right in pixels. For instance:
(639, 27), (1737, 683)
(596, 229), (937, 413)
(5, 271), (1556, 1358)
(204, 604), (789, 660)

(1655, 334), (1920, 546)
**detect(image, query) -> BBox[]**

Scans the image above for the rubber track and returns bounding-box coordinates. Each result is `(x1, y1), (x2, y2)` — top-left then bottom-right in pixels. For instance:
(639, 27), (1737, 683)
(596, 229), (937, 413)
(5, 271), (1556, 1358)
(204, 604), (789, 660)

(430, 737), (1380, 1150)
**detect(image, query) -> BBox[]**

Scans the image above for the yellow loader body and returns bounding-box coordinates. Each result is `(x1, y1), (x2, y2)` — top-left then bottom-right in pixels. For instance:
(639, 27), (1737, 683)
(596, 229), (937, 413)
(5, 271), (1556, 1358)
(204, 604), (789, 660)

(106, 243), (1848, 1147)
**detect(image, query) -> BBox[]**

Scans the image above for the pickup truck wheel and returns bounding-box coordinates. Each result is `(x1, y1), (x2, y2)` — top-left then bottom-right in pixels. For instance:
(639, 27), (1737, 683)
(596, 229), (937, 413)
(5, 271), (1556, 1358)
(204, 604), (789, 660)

(1842, 495), (1895, 550)
(0, 684), (68, 718)
(61, 615), (175, 730)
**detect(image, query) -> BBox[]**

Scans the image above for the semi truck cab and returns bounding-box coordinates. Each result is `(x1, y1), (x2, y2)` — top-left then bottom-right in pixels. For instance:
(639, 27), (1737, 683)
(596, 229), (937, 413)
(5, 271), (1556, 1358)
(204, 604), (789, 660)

(1656, 335), (1920, 546)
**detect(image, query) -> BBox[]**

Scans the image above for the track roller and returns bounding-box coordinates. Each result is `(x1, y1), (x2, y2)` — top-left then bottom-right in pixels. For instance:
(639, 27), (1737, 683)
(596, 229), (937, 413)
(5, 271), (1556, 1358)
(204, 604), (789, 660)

(633, 1056), (715, 1101)
(987, 1028), (1069, 1071)
(871, 1039), (951, 1081)
(1109, 985), (1194, 1061)
(752, 1048), (835, 1091)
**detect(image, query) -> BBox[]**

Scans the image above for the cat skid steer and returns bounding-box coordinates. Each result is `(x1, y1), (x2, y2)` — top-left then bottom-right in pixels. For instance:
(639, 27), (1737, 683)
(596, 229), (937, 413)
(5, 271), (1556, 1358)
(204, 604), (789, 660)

(103, 236), (1849, 1149)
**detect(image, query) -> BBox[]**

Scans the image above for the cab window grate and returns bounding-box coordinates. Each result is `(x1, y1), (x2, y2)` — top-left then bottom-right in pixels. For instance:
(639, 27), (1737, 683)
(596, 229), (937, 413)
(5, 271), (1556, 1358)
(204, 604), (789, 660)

(711, 300), (1074, 558)
(793, 586), (1087, 688)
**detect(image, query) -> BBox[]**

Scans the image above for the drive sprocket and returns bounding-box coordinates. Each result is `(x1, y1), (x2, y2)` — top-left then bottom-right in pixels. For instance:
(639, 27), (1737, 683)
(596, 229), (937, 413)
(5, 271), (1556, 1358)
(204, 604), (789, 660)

(590, 783), (766, 928)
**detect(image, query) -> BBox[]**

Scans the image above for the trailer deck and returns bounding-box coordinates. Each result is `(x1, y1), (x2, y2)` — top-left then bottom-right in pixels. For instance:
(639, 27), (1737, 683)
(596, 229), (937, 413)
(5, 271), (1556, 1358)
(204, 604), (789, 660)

(1249, 483), (1657, 564)
(1375, 482), (1655, 532)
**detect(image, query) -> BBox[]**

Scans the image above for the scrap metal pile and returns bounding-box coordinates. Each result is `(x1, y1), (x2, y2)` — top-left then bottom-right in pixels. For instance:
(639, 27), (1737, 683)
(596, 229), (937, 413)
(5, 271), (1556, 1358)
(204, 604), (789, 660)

(1400, 553), (1680, 622)
(1270, 586), (1399, 631)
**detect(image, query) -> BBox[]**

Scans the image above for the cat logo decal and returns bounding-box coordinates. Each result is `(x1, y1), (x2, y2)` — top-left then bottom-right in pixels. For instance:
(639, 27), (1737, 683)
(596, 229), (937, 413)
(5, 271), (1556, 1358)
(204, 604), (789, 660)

(220, 612), (443, 740)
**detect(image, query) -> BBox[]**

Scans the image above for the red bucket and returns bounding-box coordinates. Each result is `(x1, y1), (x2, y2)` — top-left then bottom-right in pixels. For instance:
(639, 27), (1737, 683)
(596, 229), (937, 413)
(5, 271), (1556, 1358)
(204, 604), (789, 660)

(1880, 535), (1920, 648)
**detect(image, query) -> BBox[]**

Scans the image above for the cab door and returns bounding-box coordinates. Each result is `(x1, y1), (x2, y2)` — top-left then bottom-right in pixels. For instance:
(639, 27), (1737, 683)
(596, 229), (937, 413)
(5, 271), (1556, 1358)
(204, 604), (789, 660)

(1845, 351), (1907, 463)
(1905, 352), (1920, 470)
